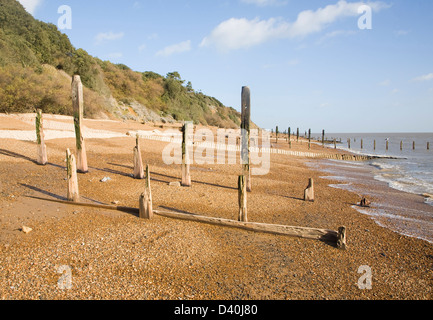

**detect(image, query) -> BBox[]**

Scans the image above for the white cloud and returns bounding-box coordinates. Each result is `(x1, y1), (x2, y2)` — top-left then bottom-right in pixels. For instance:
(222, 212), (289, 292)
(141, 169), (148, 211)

(412, 73), (433, 82)
(200, 17), (290, 52)
(138, 44), (147, 52)
(379, 79), (391, 86)
(156, 40), (191, 57)
(201, 0), (390, 52)
(240, 0), (288, 7)
(18, 0), (42, 15)
(95, 32), (125, 45)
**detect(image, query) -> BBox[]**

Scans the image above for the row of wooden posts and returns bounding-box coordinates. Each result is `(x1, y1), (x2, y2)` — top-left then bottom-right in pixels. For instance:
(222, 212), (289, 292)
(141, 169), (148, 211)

(346, 138), (430, 151)
(35, 78), (346, 249)
(272, 128), (431, 152)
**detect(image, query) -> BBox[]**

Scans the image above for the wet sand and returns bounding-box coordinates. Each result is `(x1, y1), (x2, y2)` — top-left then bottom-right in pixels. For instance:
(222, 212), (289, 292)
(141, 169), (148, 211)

(0, 114), (432, 300)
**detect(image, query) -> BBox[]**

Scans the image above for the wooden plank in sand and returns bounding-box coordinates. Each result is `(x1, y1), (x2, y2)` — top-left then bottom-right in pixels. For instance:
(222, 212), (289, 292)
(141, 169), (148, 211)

(26, 196), (347, 249)
(71, 75), (88, 173)
(35, 109), (48, 165)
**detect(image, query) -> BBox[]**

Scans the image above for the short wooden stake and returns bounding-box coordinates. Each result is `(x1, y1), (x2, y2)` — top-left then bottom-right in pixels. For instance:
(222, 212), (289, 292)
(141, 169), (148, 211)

(238, 175), (247, 222)
(66, 149), (79, 202)
(334, 139), (337, 149)
(133, 135), (145, 179)
(413, 141), (416, 150)
(304, 178), (314, 202)
(308, 129), (311, 150)
(72, 75), (88, 173)
(181, 122), (192, 187)
(386, 140), (389, 151)
(361, 139), (363, 150)
(297, 128), (299, 142)
(139, 165), (153, 219)
(427, 142), (430, 150)
(35, 109), (48, 165)
(374, 140), (376, 150)
(288, 127), (291, 144)
(348, 138), (351, 149)
(337, 226), (347, 250)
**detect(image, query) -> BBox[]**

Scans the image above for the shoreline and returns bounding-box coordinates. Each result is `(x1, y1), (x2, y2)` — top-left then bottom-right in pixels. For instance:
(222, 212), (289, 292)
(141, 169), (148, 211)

(1, 114), (432, 300)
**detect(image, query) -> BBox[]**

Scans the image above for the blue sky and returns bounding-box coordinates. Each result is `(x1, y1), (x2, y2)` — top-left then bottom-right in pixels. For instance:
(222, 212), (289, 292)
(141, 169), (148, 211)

(19, 0), (433, 133)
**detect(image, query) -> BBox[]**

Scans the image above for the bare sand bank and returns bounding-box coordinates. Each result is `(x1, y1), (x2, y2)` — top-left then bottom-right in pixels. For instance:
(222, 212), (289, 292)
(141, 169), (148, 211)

(0, 114), (432, 300)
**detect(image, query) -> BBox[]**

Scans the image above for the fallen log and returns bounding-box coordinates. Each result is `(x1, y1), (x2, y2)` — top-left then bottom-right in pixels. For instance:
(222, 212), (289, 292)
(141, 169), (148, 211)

(26, 196), (346, 248)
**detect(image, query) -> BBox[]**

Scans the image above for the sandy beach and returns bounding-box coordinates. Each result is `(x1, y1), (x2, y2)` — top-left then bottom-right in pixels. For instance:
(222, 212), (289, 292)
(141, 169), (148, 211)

(0, 114), (432, 300)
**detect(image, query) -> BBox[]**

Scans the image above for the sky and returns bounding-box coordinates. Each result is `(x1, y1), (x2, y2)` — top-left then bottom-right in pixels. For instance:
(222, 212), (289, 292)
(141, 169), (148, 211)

(18, 0), (433, 133)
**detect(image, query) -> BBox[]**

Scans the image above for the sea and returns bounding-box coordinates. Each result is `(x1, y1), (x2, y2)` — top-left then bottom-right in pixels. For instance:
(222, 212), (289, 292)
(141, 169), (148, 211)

(307, 132), (433, 244)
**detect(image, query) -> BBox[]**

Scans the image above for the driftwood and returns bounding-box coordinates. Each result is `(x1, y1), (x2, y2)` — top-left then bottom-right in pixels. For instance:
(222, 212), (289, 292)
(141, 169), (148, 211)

(71, 75), (88, 173)
(26, 196), (347, 249)
(66, 149), (79, 202)
(35, 109), (48, 165)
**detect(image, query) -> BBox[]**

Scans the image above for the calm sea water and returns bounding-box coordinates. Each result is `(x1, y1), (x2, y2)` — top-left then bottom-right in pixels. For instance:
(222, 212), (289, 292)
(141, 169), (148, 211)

(328, 133), (433, 201)
(308, 132), (433, 243)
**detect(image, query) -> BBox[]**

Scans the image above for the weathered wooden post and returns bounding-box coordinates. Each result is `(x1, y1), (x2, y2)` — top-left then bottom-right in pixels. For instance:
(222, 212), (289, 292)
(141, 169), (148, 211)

(413, 141), (416, 150)
(348, 138), (351, 149)
(337, 226), (347, 250)
(238, 175), (247, 222)
(428, 142), (430, 150)
(276, 126), (279, 143)
(241, 86), (252, 192)
(308, 129), (311, 150)
(334, 139), (337, 149)
(361, 139), (363, 150)
(322, 130), (325, 147)
(400, 141), (403, 151)
(35, 109), (48, 165)
(139, 165), (153, 219)
(71, 75), (88, 173)
(386, 139), (389, 151)
(288, 127), (291, 144)
(297, 128), (299, 142)
(66, 148), (79, 202)
(181, 122), (192, 187)
(374, 140), (376, 151)
(304, 178), (314, 202)
(133, 135), (145, 179)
